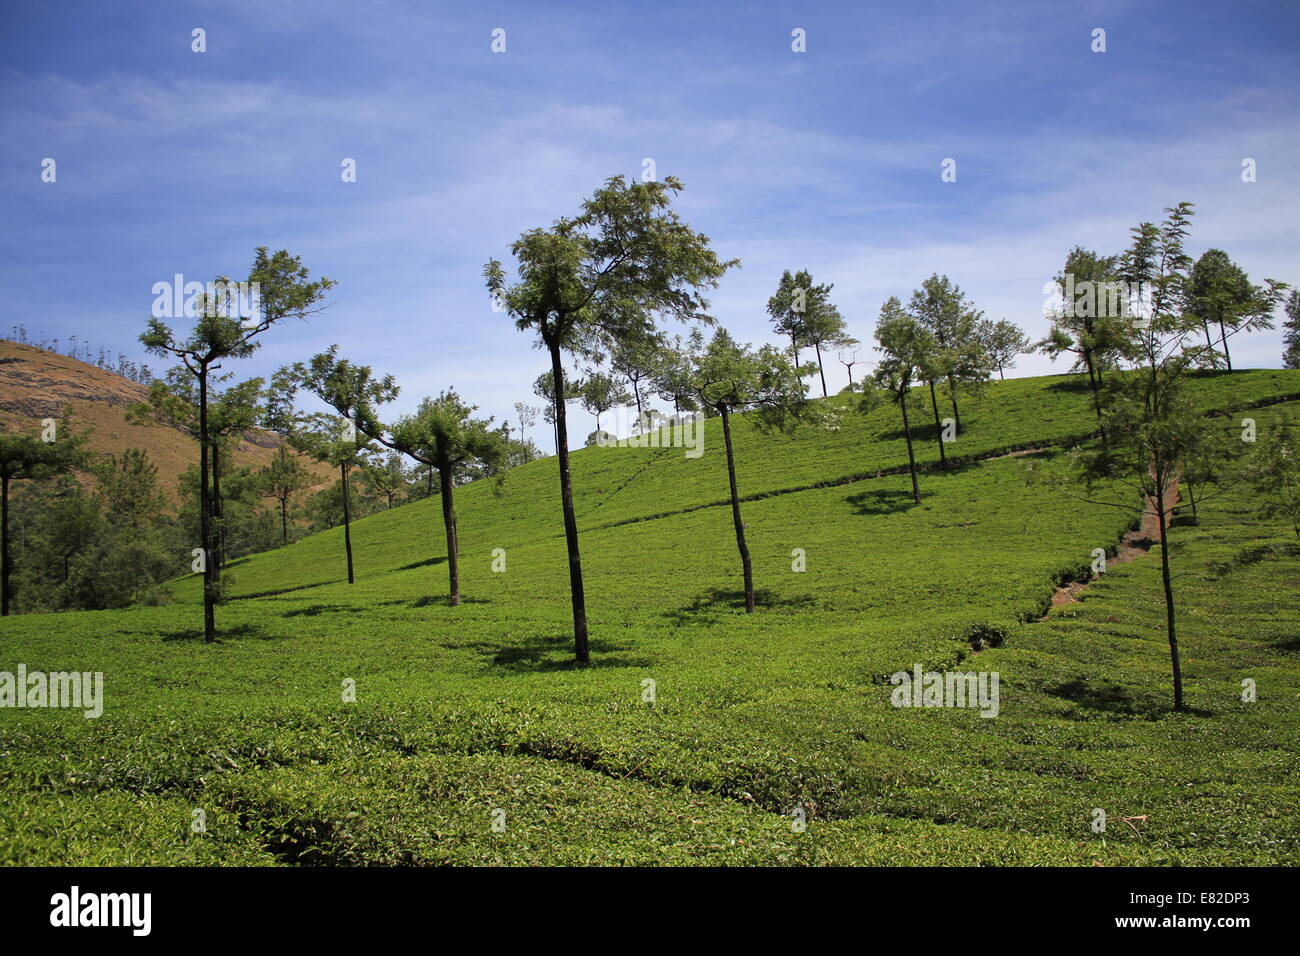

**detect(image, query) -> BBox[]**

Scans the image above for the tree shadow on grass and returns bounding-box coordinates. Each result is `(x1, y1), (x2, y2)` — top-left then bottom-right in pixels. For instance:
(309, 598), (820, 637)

(846, 488), (922, 516)
(1046, 678), (1211, 718)
(1045, 377), (1094, 394)
(161, 623), (289, 642)
(281, 604), (351, 618)
(410, 594), (491, 608)
(662, 587), (817, 626)
(446, 632), (653, 673)
(1272, 634), (1300, 654)
(231, 580), (340, 601)
(397, 556), (448, 571)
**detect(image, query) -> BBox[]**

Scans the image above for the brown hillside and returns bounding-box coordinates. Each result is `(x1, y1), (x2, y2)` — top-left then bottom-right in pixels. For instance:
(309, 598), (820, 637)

(0, 341), (332, 503)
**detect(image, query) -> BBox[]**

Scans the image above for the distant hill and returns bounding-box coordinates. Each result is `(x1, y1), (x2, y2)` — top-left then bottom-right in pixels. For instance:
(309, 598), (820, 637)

(0, 341), (332, 502)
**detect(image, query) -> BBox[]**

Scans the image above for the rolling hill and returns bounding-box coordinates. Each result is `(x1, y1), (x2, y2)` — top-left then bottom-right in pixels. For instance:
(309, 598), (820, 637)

(1, 368), (1297, 865)
(0, 340), (331, 502)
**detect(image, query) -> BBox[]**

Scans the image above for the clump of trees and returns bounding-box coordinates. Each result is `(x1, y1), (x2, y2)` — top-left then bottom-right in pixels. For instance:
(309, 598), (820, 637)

(0, 418), (86, 615)
(766, 269), (856, 397)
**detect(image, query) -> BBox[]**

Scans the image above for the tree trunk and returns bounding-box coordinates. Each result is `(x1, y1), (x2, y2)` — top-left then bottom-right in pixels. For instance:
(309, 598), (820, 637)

(1, 475), (9, 616)
(814, 342), (828, 397)
(198, 368), (216, 642)
(439, 463), (460, 606)
(211, 441), (223, 575)
(632, 381), (643, 420)
(720, 405), (754, 612)
(1154, 475), (1184, 712)
(341, 462), (354, 584)
(280, 494), (289, 545)
(947, 375), (962, 434)
(790, 333), (800, 369)
(1083, 351), (1107, 444)
(928, 380), (948, 468)
(549, 342), (590, 661)
(899, 388), (921, 504)
(1218, 321), (1232, 371)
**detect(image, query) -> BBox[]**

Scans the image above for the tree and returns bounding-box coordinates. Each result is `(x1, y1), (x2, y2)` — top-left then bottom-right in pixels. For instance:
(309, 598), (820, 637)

(359, 451), (411, 510)
(685, 329), (813, 612)
(653, 334), (700, 418)
(0, 419), (84, 615)
(131, 372), (264, 577)
(837, 346), (862, 389)
(373, 391), (510, 606)
(1038, 247), (1131, 435)
(579, 371), (630, 431)
(512, 402), (541, 457)
(610, 333), (663, 419)
(1283, 290), (1300, 369)
(871, 297), (930, 504)
(1184, 249), (1287, 371)
(140, 247), (333, 641)
(292, 348), (398, 583)
(534, 369), (584, 452)
(258, 366), (314, 544)
(767, 269), (853, 397)
(977, 318), (1030, 380)
(257, 447), (313, 544)
(1054, 202), (1209, 712)
(290, 411), (377, 581)
(908, 274), (987, 434)
(486, 175), (736, 662)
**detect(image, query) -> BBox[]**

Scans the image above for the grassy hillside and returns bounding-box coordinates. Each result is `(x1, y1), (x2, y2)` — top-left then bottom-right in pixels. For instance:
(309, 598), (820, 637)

(1, 369), (1297, 865)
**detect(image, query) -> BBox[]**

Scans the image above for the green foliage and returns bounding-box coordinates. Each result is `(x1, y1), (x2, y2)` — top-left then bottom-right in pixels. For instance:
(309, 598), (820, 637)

(1185, 248), (1287, 370)
(3, 374), (1300, 864)
(1280, 290), (1300, 370)
(766, 269), (854, 396)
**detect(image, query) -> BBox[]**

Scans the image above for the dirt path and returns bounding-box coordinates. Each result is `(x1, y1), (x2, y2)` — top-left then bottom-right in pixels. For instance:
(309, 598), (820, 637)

(1045, 475), (1182, 611)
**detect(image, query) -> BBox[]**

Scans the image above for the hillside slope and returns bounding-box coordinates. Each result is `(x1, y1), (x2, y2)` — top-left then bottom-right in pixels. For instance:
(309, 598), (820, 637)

(0, 341), (330, 501)
(1, 369), (1297, 866)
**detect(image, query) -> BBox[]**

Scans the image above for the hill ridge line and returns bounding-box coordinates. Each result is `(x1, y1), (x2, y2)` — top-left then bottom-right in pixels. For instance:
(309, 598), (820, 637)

(575, 389), (1300, 536)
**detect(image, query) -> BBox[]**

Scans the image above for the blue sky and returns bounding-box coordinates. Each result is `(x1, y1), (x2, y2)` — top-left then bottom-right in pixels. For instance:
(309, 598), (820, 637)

(2, 0), (1298, 449)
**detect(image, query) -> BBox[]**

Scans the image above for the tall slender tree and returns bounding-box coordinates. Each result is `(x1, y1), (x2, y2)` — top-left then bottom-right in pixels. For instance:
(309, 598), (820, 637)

(1039, 247), (1130, 436)
(376, 392), (511, 606)
(292, 347), (398, 584)
(486, 175), (736, 662)
(684, 329), (813, 612)
(1056, 202), (1209, 711)
(140, 248), (332, 641)
(872, 298), (931, 504)
(909, 274), (986, 434)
